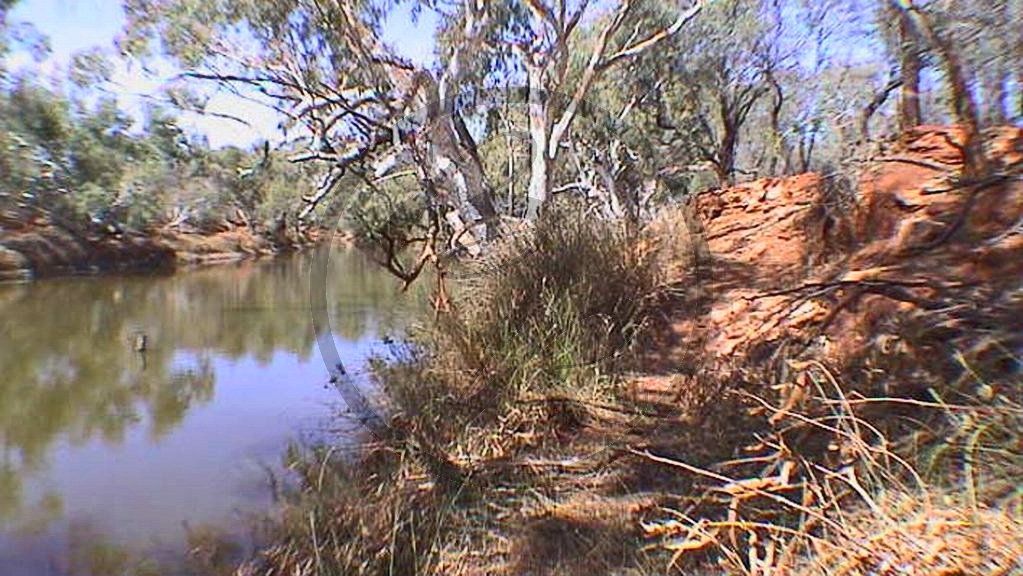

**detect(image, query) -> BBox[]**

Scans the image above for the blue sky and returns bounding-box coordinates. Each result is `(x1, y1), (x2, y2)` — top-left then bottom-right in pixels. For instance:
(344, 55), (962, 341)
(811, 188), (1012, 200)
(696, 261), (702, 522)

(5, 0), (438, 148)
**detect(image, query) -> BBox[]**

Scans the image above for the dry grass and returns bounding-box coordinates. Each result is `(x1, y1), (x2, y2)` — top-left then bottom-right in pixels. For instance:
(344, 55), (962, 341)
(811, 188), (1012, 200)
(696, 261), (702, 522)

(637, 390), (1023, 574)
(635, 304), (1023, 575)
(802, 492), (1023, 575)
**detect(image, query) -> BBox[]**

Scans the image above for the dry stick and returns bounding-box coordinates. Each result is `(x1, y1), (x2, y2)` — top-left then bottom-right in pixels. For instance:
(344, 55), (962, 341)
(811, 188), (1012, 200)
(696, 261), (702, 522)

(823, 396), (1023, 415)
(750, 278), (962, 305)
(807, 361), (864, 449)
(809, 463), (887, 521)
(635, 451), (885, 573)
(876, 155), (958, 172)
(309, 510), (323, 574)
(662, 516), (849, 573)
(628, 448), (850, 535)
(316, 445), (338, 492)
(652, 510), (758, 571)
(899, 170), (1023, 256)
(806, 363), (918, 493)
(738, 391), (926, 493)
(705, 521), (841, 549)
(736, 279), (951, 361)
(799, 363), (879, 475)
(777, 462), (835, 569)
(964, 423), (990, 515)
(518, 395), (666, 418)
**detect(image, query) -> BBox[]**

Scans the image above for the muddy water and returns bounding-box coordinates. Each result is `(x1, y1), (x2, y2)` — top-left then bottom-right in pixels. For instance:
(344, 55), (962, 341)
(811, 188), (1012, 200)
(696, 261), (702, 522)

(0, 246), (414, 575)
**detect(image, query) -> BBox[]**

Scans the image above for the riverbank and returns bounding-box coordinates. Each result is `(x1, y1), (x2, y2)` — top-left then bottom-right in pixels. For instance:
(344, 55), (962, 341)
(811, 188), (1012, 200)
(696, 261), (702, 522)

(0, 207), (331, 281)
(241, 126), (1023, 575)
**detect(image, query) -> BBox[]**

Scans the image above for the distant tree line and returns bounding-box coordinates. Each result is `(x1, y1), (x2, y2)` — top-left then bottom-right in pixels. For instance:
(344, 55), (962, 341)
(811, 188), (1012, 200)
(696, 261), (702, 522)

(0, 6), (328, 237)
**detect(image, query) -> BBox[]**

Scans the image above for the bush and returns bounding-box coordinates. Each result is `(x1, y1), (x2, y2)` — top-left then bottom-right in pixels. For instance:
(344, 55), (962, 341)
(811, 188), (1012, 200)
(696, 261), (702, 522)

(385, 202), (664, 450)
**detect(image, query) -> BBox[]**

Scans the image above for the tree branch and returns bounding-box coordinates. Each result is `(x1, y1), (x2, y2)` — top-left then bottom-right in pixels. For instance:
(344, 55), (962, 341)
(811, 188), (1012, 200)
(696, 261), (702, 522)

(597, 1), (705, 72)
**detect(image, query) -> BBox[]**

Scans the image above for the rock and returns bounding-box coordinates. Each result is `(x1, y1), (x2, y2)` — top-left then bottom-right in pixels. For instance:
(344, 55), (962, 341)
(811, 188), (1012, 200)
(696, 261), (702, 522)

(0, 245), (30, 280)
(692, 173), (852, 287)
(660, 125), (1023, 385)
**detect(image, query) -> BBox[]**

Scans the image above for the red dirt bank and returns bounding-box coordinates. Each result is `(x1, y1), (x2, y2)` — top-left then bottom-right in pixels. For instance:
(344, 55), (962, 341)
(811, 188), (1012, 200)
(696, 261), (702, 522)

(0, 208), (323, 281)
(668, 125), (1023, 372)
(620, 125), (1023, 573)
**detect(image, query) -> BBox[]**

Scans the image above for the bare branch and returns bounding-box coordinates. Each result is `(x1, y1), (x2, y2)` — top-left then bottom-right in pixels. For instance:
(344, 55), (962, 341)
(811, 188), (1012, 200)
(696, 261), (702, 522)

(597, 1), (705, 72)
(298, 128), (393, 219)
(860, 75), (904, 140)
(548, 1), (705, 158)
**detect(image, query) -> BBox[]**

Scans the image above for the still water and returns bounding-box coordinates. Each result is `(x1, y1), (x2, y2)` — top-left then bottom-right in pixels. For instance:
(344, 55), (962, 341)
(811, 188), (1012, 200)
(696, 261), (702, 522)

(0, 246), (415, 575)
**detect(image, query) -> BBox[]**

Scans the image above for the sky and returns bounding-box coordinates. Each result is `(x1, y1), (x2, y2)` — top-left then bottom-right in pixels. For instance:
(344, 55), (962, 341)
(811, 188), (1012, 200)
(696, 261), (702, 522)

(4, 0), (438, 148)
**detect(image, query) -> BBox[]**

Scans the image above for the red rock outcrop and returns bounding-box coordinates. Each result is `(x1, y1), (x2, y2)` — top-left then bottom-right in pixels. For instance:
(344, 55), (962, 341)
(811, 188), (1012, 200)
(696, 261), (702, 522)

(692, 172), (851, 285)
(657, 126), (1023, 394)
(856, 125), (1023, 252)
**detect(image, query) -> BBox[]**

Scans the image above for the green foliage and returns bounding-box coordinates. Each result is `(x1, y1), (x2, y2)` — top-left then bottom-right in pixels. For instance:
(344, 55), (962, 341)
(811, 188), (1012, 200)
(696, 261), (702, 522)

(0, 72), (324, 236)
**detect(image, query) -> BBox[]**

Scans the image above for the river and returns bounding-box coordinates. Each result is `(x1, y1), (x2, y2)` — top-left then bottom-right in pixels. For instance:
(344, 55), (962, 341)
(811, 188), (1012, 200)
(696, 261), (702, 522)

(0, 245), (415, 575)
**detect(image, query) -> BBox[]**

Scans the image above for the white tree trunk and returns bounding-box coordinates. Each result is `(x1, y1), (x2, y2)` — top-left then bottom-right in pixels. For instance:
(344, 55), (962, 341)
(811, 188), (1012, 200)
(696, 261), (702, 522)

(526, 63), (550, 220)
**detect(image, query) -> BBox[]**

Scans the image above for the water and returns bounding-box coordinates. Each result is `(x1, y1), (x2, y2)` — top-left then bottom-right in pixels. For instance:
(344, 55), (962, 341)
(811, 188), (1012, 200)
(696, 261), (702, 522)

(0, 245), (416, 575)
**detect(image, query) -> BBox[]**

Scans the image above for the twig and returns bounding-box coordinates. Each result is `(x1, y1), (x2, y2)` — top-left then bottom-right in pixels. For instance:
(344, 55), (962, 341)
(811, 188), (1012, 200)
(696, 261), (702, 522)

(876, 155), (957, 172)
(628, 448), (848, 534)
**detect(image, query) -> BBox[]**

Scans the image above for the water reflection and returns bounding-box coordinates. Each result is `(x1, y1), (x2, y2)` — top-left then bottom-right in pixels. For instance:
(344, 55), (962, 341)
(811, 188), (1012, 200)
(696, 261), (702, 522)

(0, 246), (413, 574)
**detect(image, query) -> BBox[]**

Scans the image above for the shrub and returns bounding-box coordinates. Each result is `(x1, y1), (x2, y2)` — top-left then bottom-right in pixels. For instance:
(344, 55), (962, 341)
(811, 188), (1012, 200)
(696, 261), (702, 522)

(399, 202), (663, 443)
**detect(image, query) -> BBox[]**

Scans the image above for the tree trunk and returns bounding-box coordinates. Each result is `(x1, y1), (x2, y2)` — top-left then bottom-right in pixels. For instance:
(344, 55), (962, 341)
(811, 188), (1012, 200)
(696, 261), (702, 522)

(716, 116), (738, 187)
(1019, 70), (1023, 120)
(767, 73), (792, 175)
(422, 71), (499, 240)
(526, 138), (550, 220)
(526, 63), (550, 220)
(898, 9), (922, 131)
(448, 114), (500, 238)
(860, 76), (903, 140)
(991, 75), (1008, 126)
(984, 67), (1008, 126)
(894, 0), (986, 180)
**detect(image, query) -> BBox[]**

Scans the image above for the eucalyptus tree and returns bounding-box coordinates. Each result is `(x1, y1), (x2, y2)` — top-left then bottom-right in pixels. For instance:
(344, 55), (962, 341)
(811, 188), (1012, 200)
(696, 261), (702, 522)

(913, 0), (1022, 126)
(889, 0), (985, 173)
(619, 0), (782, 186)
(0, 0), (50, 79)
(507, 0), (705, 218)
(877, 0), (1022, 131)
(0, 0), (21, 61)
(949, 0), (1022, 125)
(124, 0), (503, 247)
(868, 0), (924, 132)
